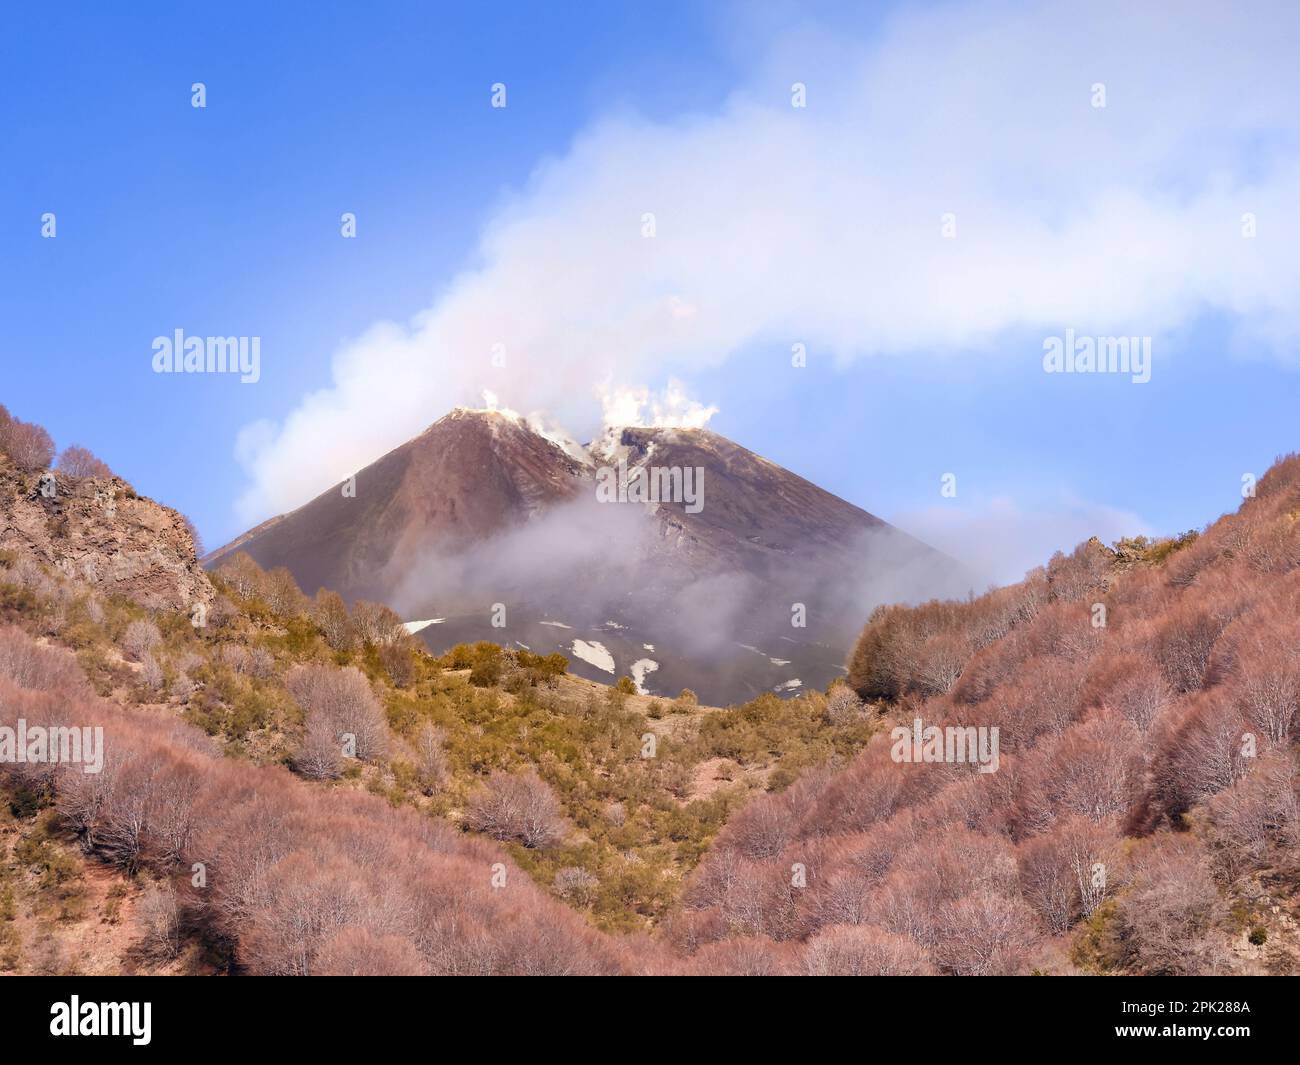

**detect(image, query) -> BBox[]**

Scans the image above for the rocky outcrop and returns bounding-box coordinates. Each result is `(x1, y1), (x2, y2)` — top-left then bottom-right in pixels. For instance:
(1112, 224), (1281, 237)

(0, 464), (214, 613)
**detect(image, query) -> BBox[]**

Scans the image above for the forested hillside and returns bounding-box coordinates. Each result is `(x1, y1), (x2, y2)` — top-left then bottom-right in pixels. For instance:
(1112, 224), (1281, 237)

(2, 407), (1296, 974)
(673, 456), (1300, 974)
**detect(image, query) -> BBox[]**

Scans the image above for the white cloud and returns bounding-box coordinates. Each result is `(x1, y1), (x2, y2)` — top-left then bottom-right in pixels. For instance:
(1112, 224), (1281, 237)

(236, 0), (1300, 523)
(896, 493), (1153, 588)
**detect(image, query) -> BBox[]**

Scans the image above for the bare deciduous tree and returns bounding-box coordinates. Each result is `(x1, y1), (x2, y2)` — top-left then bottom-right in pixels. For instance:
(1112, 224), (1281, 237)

(0, 625), (90, 693)
(1016, 816), (1119, 934)
(352, 600), (405, 646)
(292, 718), (344, 780)
(214, 552), (265, 600)
(553, 866), (599, 905)
(824, 683), (864, 725)
(801, 923), (933, 975)
(286, 664), (389, 765)
(379, 638), (417, 687)
(56, 444), (114, 479)
(931, 892), (1039, 976)
(411, 722), (448, 794)
(136, 881), (182, 959)
(465, 769), (568, 849)
(262, 567), (306, 617)
(313, 926), (426, 976)
(122, 619), (162, 662)
(312, 589), (355, 651)
(140, 654), (164, 691)
(1109, 837), (1230, 975)
(1, 418), (55, 471)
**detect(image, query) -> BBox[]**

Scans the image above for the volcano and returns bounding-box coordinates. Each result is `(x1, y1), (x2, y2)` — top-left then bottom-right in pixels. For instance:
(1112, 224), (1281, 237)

(208, 409), (970, 703)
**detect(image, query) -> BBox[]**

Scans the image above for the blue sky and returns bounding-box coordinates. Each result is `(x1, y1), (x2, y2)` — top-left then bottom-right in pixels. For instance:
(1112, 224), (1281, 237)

(0, 1), (737, 531)
(2, 1), (1297, 584)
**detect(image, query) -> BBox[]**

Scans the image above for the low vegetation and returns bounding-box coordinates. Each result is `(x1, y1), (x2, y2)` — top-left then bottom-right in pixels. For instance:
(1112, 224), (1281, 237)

(0, 427), (1296, 974)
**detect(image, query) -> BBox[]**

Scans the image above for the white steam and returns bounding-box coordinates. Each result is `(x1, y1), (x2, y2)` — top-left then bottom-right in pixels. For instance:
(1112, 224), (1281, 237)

(235, 0), (1300, 524)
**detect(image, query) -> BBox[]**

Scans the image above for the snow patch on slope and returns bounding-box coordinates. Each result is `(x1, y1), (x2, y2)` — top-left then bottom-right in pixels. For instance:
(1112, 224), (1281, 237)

(737, 642), (790, 665)
(571, 639), (615, 674)
(630, 658), (659, 695)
